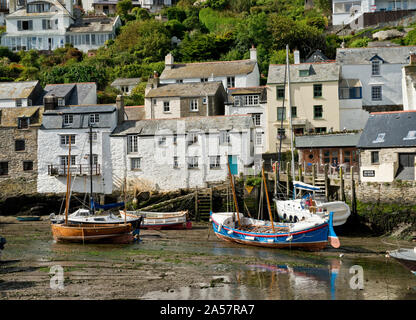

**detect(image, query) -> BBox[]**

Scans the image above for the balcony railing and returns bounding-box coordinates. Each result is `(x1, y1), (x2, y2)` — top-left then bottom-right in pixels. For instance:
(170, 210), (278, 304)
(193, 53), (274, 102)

(48, 164), (101, 176)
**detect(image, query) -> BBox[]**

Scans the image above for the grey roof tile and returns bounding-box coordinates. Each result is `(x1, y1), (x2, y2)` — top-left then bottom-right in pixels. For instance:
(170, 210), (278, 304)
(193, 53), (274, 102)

(336, 46), (416, 64)
(267, 62), (339, 84)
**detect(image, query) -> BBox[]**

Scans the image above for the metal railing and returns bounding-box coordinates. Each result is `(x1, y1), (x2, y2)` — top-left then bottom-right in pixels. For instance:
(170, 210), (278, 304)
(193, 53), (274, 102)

(48, 164), (101, 176)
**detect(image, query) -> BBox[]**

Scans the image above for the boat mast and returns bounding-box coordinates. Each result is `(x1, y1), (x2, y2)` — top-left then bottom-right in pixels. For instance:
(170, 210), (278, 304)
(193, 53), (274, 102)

(262, 164), (275, 232)
(227, 156), (241, 228)
(89, 123), (95, 215)
(64, 135), (72, 225)
(286, 45), (296, 199)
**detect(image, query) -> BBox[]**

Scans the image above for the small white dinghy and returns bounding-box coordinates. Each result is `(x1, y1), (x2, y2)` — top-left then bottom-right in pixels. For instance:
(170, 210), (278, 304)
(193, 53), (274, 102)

(388, 247), (416, 275)
(120, 210), (191, 230)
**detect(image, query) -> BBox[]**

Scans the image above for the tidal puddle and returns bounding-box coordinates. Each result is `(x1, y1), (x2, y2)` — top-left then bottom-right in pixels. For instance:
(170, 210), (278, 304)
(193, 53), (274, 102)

(141, 258), (416, 300)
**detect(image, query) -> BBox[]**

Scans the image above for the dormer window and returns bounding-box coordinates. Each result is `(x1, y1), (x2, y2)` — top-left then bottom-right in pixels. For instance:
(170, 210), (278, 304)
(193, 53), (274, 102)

(27, 3), (51, 13)
(403, 130), (416, 140)
(299, 69), (309, 77)
(63, 114), (73, 126)
(372, 59), (381, 75)
(18, 117), (29, 129)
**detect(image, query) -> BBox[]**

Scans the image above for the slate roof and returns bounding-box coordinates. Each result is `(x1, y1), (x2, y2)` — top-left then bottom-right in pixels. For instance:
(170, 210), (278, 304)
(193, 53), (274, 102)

(0, 106), (43, 127)
(124, 106), (145, 121)
(336, 46), (416, 65)
(227, 86), (267, 104)
(67, 16), (118, 33)
(111, 78), (141, 87)
(160, 59), (257, 80)
(6, 0), (72, 18)
(43, 105), (116, 115)
(296, 133), (362, 148)
(0, 81), (39, 100)
(42, 82), (96, 105)
(146, 82), (224, 98)
(357, 111), (416, 148)
(111, 115), (253, 136)
(267, 62), (339, 84)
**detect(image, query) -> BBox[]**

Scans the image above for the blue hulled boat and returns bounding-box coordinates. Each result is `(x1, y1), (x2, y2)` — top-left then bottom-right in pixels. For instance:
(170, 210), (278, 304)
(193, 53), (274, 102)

(210, 211), (339, 251)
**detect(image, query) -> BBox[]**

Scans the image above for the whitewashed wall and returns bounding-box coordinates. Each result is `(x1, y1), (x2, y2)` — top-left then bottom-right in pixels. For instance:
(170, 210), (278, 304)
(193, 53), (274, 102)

(110, 128), (255, 192)
(144, 97), (181, 119)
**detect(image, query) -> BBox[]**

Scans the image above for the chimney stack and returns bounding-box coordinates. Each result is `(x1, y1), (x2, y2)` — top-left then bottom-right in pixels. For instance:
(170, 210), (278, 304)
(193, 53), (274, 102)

(250, 45), (257, 61)
(294, 50), (300, 65)
(165, 53), (174, 70)
(116, 95), (125, 125)
(152, 71), (159, 89)
(410, 52), (416, 65)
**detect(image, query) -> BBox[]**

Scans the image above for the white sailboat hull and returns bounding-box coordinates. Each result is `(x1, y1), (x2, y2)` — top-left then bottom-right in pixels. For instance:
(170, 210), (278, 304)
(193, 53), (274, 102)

(274, 198), (350, 227)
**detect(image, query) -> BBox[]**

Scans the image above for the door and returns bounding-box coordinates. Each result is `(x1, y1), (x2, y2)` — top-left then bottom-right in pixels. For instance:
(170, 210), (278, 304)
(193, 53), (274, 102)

(48, 38), (52, 50)
(396, 153), (416, 180)
(228, 155), (238, 175)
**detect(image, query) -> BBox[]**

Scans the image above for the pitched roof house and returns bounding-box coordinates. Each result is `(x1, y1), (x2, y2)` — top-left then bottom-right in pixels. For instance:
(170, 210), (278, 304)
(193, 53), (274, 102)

(357, 110), (416, 182)
(0, 80), (44, 108)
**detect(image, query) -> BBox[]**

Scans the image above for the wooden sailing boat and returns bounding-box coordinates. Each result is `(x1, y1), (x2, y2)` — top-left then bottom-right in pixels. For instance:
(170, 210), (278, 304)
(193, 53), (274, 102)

(210, 156), (340, 251)
(51, 126), (135, 244)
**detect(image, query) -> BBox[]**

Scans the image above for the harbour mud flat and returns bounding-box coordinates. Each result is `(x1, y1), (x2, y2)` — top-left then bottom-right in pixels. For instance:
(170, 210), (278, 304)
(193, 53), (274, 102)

(0, 216), (416, 300)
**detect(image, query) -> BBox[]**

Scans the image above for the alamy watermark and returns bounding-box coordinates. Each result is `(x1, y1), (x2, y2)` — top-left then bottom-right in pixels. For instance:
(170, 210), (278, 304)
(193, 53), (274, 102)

(349, 265), (364, 290)
(49, 265), (64, 290)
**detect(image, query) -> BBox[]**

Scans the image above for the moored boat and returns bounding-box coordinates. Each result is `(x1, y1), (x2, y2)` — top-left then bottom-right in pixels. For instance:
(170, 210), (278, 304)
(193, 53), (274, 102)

(388, 247), (416, 275)
(16, 216), (41, 222)
(210, 211), (339, 251)
(120, 210), (191, 230)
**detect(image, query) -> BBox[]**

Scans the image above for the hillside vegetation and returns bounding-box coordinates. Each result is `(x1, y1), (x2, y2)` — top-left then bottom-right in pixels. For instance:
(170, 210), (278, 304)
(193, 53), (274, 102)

(0, 0), (415, 105)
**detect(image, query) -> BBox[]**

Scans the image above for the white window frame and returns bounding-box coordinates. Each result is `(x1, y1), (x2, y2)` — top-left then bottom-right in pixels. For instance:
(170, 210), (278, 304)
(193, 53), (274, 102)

(127, 135), (138, 153)
(190, 99), (198, 112)
(219, 130), (231, 145)
(209, 155), (221, 169)
(63, 114), (73, 125)
(163, 101), (170, 113)
(60, 134), (76, 146)
(187, 132), (198, 145)
(60, 155), (76, 166)
(227, 76), (235, 88)
(187, 156), (198, 169)
(251, 113), (261, 126)
(371, 59), (381, 76)
(256, 132), (263, 146)
(89, 114), (100, 124)
(131, 157), (141, 170)
(158, 136), (167, 146)
(371, 86), (382, 101)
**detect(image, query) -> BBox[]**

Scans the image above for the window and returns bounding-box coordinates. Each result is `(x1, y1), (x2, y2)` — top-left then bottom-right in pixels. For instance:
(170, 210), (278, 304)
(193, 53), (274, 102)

(190, 99), (198, 112)
(173, 134), (177, 144)
(177, 79), (183, 84)
(89, 114), (99, 124)
(163, 101), (170, 113)
(187, 156), (198, 169)
(256, 132), (263, 145)
(158, 136), (167, 146)
(244, 95), (259, 106)
(315, 127), (326, 133)
(371, 86), (382, 101)
(372, 133), (385, 143)
(277, 128), (286, 139)
(339, 87), (362, 99)
(219, 130), (231, 144)
(372, 59), (381, 76)
(16, 99), (22, 107)
(313, 84), (322, 97)
(0, 162), (8, 175)
(60, 155), (76, 166)
(314, 105), (323, 119)
(27, 3), (50, 13)
(187, 133), (198, 145)
(87, 154), (98, 165)
(227, 76), (235, 88)
(58, 98), (65, 106)
(276, 87), (285, 99)
(18, 117), (29, 129)
(60, 135), (75, 146)
(277, 107), (286, 121)
(42, 19), (52, 30)
(127, 135), (138, 153)
(88, 131), (98, 142)
(291, 106), (297, 118)
(210, 156), (221, 169)
(15, 140), (25, 151)
(23, 161), (33, 171)
(201, 78), (208, 82)
(344, 150), (351, 163)
(173, 156), (179, 169)
(202, 97), (207, 104)
(299, 69), (309, 77)
(131, 158), (141, 170)
(404, 130), (416, 140)
(324, 150), (330, 163)
(371, 151), (379, 164)
(63, 114), (73, 125)
(251, 114), (261, 126)
(17, 20), (33, 31)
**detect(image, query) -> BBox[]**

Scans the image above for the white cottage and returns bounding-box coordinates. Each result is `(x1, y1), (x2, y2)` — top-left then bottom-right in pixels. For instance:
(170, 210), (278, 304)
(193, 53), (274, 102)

(159, 47), (260, 91)
(2, 0), (120, 52)
(110, 115), (257, 192)
(37, 96), (125, 194)
(336, 46), (416, 129)
(0, 80), (44, 108)
(225, 87), (267, 155)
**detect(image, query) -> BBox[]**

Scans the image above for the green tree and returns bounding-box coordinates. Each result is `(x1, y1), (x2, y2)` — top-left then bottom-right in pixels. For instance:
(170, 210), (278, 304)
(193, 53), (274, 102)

(206, 0), (229, 10)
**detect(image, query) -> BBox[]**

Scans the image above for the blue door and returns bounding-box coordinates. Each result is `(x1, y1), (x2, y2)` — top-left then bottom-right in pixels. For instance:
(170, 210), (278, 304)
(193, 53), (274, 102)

(228, 155), (238, 175)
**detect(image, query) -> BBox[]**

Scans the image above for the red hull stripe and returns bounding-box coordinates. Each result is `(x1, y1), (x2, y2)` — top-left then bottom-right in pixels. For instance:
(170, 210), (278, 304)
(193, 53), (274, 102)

(212, 218), (327, 238)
